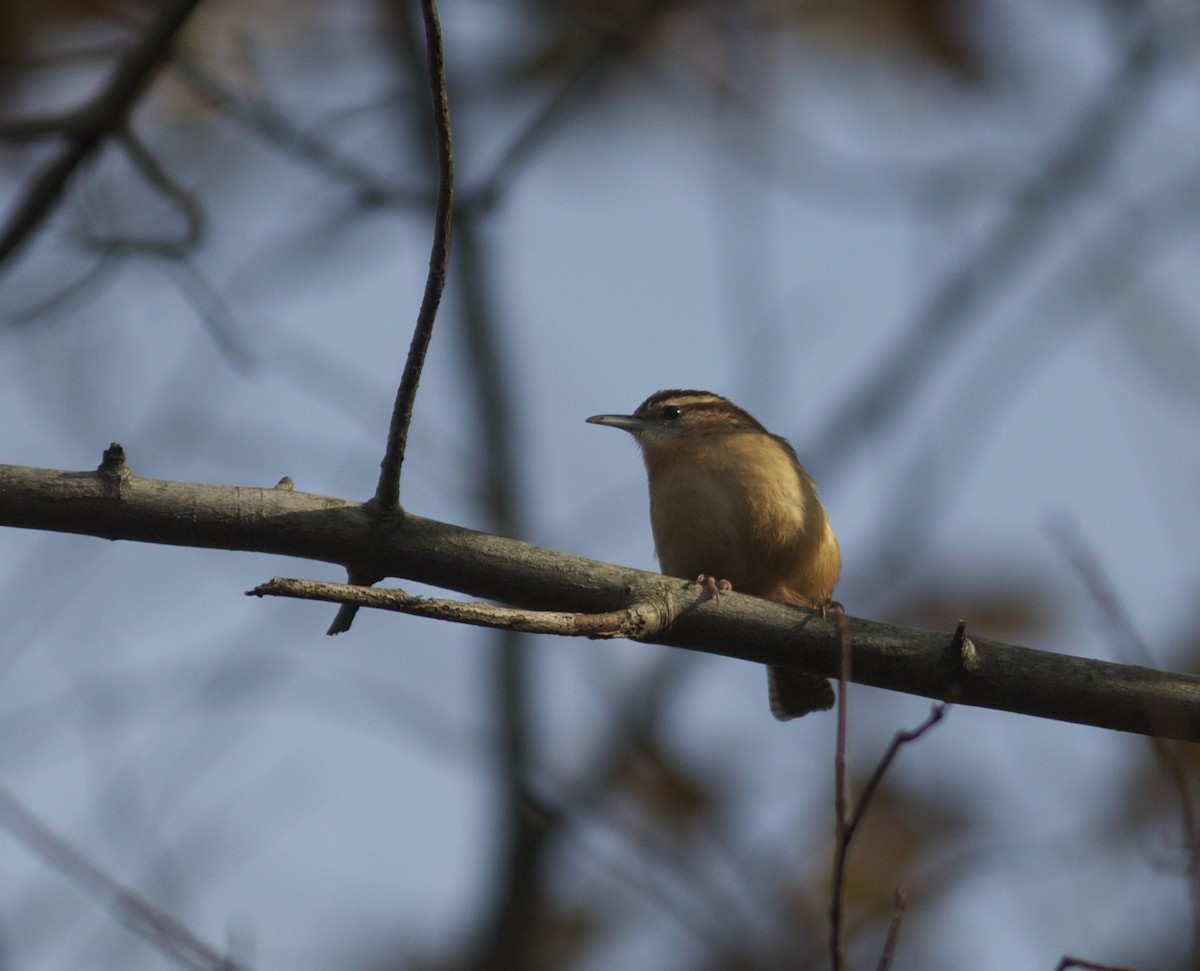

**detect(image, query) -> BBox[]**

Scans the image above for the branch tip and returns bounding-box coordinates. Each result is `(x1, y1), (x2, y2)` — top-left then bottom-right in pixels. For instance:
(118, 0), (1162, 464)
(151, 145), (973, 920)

(876, 886), (910, 971)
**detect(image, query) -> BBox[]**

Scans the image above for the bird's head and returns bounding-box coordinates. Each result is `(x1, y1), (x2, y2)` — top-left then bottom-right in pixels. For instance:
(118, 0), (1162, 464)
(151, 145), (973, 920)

(586, 390), (767, 453)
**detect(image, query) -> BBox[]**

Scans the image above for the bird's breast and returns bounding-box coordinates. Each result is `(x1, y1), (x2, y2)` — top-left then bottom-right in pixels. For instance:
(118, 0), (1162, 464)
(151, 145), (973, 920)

(643, 432), (829, 598)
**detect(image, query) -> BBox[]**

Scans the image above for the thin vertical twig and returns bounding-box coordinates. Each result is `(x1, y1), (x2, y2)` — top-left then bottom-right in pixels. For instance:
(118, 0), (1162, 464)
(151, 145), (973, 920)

(876, 887), (909, 971)
(327, 0), (454, 635)
(831, 609), (851, 971)
(374, 0), (455, 511)
(830, 602), (946, 971)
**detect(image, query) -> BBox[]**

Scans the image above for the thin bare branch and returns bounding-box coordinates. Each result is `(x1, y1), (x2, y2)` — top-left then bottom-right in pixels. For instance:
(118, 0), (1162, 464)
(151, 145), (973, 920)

(847, 704), (948, 845)
(326, 0), (455, 637)
(831, 674), (946, 971)
(0, 0), (206, 268)
(157, 256), (256, 372)
(461, 0), (676, 211)
(252, 576), (669, 640)
(0, 785), (251, 971)
(374, 0), (454, 511)
(832, 610), (850, 971)
(876, 887), (909, 971)
(116, 127), (204, 246)
(168, 56), (425, 207)
(5, 252), (120, 326)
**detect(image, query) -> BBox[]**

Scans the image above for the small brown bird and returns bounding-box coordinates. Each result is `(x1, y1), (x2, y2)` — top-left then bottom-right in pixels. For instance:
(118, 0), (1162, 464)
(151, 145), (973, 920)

(588, 390), (840, 719)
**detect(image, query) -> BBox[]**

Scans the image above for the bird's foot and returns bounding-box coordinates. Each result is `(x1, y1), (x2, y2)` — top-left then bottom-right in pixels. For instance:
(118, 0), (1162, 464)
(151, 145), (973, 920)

(816, 598), (844, 620)
(696, 575), (733, 601)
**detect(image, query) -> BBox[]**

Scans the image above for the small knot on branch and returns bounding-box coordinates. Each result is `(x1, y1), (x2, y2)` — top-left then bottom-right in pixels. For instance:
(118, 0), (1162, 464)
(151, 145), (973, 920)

(97, 442), (132, 492)
(939, 620), (978, 703)
(98, 442), (127, 473)
(628, 578), (682, 634)
(950, 620), (978, 672)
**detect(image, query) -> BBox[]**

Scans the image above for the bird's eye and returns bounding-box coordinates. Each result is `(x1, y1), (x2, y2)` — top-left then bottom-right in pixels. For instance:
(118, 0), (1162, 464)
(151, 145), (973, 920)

(662, 406), (682, 421)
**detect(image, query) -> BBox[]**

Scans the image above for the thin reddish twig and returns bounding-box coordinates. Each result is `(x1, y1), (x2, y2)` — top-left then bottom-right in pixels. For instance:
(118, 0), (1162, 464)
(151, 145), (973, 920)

(830, 603), (946, 971)
(876, 887), (909, 971)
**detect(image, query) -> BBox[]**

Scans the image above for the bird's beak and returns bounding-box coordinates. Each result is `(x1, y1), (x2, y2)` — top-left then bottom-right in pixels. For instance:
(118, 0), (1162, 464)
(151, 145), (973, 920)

(586, 413), (647, 432)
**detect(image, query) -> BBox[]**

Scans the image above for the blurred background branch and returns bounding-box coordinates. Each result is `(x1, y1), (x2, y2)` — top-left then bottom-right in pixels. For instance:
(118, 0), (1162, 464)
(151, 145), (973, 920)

(0, 0), (206, 266)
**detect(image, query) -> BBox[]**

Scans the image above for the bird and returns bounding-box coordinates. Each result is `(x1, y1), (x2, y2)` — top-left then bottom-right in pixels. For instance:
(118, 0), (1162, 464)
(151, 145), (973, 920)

(587, 389), (840, 720)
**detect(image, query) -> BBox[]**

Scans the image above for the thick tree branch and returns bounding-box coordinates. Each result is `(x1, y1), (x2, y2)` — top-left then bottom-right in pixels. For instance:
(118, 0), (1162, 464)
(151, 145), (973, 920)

(2, 453), (1200, 741)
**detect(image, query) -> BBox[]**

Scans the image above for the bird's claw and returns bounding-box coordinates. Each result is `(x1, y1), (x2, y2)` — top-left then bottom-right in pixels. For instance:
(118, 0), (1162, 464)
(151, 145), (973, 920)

(696, 574), (733, 601)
